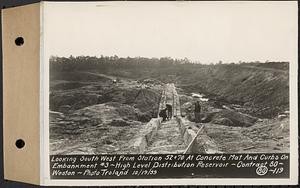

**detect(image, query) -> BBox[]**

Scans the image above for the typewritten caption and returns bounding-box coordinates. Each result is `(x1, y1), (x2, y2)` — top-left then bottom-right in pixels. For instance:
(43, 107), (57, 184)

(50, 153), (289, 179)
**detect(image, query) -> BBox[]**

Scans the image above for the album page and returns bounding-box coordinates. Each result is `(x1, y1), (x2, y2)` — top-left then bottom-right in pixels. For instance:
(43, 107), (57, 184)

(40, 1), (297, 186)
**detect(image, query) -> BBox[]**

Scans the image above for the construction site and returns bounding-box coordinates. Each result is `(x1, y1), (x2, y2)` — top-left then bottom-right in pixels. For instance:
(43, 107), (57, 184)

(49, 58), (289, 155)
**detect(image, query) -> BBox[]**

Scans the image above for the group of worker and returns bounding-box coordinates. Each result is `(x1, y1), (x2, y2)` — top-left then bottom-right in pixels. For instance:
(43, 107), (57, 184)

(159, 100), (202, 123)
(159, 104), (173, 121)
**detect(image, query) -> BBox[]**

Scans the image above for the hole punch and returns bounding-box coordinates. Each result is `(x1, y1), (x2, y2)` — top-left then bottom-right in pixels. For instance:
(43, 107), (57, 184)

(15, 139), (25, 149)
(15, 37), (24, 46)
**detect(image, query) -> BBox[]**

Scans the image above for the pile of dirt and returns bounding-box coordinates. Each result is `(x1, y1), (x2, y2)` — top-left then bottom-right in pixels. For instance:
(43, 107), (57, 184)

(132, 89), (160, 113)
(179, 64), (289, 118)
(182, 114), (289, 154)
(72, 103), (134, 124)
(50, 91), (102, 113)
(200, 117), (289, 153)
(50, 78), (160, 120)
(52, 101), (154, 131)
(109, 119), (130, 127)
(49, 103), (145, 150)
(180, 87), (259, 129)
(181, 100), (257, 127)
(242, 117), (289, 145)
(101, 88), (160, 119)
(209, 109), (258, 127)
(50, 108), (145, 154)
(106, 102), (153, 122)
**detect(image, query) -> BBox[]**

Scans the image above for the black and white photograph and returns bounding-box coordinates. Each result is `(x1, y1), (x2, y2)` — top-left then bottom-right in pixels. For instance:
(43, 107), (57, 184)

(49, 57), (291, 155)
(42, 1), (297, 184)
(47, 2), (294, 155)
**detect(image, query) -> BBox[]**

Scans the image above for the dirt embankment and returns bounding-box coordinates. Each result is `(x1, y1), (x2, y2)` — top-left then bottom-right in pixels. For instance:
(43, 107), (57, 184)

(178, 86), (289, 153)
(197, 117), (289, 153)
(179, 97), (290, 153)
(49, 72), (163, 154)
(179, 64), (289, 118)
(50, 72), (161, 120)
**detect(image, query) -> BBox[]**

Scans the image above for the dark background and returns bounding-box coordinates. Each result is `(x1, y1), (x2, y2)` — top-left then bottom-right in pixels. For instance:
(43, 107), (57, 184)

(0, 0), (298, 187)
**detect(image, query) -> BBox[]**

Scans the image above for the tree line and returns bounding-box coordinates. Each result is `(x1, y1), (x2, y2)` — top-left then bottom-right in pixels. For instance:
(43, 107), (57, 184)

(50, 55), (289, 73)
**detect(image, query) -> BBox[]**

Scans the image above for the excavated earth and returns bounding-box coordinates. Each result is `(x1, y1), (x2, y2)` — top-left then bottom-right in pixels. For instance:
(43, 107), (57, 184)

(50, 68), (290, 154)
(179, 93), (290, 153)
(50, 72), (162, 154)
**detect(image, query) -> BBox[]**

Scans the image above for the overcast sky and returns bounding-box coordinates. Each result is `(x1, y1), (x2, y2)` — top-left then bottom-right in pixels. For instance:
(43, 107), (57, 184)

(43, 1), (297, 64)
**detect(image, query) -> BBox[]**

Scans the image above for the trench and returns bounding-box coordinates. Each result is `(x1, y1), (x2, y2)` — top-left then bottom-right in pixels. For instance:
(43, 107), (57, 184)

(134, 83), (207, 154)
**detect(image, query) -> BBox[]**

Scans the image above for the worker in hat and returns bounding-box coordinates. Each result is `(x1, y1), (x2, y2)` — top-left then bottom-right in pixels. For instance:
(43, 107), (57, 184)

(194, 99), (201, 123)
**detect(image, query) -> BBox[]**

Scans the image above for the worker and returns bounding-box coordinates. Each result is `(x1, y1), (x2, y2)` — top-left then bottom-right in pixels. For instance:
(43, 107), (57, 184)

(159, 107), (168, 121)
(166, 104), (173, 120)
(194, 100), (201, 123)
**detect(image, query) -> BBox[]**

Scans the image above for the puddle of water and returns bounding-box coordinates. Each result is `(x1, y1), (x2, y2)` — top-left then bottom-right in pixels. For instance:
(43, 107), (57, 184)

(191, 93), (209, 102)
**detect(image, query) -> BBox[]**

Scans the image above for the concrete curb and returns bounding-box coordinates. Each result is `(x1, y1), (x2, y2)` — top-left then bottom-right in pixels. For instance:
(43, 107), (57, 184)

(176, 117), (197, 147)
(144, 118), (161, 144)
(176, 117), (219, 154)
(130, 118), (161, 153)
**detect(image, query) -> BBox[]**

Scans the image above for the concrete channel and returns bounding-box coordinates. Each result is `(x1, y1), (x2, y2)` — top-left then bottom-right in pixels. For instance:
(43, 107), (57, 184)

(131, 83), (217, 154)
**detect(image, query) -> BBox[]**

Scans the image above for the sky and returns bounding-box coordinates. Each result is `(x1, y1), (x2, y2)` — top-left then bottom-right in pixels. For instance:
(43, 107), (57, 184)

(43, 1), (297, 64)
